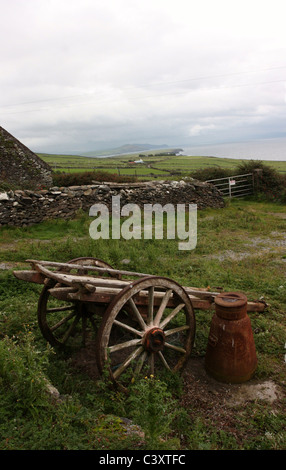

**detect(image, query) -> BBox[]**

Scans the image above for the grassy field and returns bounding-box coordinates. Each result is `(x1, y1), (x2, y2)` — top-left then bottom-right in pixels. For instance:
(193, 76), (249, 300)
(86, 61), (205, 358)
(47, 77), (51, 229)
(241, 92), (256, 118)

(0, 198), (285, 450)
(38, 152), (286, 176)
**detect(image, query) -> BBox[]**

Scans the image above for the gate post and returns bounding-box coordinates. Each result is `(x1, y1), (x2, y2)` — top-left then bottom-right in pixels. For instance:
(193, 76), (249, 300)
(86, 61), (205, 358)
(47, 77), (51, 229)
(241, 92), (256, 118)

(252, 169), (263, 193)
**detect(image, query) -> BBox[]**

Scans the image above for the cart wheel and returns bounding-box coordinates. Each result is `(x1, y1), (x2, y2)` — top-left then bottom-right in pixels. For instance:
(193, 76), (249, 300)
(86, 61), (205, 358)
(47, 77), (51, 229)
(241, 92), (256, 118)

(37, 257), (118, 348)
(96, 276), (196, 392)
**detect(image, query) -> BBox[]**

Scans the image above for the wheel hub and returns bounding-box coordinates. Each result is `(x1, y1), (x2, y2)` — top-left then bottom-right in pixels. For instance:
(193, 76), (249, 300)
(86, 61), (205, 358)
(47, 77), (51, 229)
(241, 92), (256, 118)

(144, 327), (165, 352)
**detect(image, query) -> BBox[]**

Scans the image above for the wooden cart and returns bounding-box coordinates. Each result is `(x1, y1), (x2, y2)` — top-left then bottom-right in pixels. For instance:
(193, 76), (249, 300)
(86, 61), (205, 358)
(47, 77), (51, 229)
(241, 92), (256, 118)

(13, 258), (266, 391)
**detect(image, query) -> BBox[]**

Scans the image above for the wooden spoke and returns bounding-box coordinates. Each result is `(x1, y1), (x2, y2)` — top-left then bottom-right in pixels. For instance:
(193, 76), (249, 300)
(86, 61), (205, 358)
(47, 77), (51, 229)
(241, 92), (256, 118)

(164, 342), (186, 354)
(127, 297), (147, 330)
(150, 352), (155, 375)
(154, 289), (173, 325)
(62, 312), (81, 344)
(147, 286), (154, 324)
(158, 351), (171, 370)
(113, 319), (143, 337)
(46, 305), (74, 313)
(113, 346), (144, 379)
(159, 303), (185, 329)
(164, 324), (190, 337)
(50, 310), (77, 332)
(108, 338), (142, 353)
(134, 350), (148, 375)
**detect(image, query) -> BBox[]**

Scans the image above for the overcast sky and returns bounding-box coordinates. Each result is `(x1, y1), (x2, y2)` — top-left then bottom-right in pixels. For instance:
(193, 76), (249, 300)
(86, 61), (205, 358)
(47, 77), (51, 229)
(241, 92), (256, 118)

(1, 0), (286, 154)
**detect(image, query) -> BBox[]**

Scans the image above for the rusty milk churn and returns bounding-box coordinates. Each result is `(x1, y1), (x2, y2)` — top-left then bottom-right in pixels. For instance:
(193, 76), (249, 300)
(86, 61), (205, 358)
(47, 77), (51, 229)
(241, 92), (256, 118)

(205, 292), (257, 383)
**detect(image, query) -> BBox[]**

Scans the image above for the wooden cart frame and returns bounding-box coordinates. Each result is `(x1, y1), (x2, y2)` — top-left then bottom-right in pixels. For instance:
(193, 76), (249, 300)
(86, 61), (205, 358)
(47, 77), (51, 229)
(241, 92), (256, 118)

(13, 257), (266, 391)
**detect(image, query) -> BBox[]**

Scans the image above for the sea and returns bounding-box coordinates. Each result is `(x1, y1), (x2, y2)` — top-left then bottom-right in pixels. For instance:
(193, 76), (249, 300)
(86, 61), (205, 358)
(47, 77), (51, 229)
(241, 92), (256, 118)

(181, 137), (286, 161)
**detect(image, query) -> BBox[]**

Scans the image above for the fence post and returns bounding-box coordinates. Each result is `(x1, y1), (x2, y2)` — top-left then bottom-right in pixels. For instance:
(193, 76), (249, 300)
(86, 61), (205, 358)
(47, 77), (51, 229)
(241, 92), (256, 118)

(252, 169), (263, 193)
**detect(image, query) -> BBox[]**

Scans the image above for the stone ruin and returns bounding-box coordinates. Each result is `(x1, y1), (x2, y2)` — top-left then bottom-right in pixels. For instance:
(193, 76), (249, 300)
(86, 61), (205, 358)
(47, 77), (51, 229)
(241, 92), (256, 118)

(0, 126), (52, 189)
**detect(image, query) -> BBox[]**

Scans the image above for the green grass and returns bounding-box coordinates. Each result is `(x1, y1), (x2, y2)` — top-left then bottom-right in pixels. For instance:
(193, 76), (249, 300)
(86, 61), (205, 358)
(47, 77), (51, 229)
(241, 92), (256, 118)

(39, 152), (286, 176)
(0, 198), (285, 450)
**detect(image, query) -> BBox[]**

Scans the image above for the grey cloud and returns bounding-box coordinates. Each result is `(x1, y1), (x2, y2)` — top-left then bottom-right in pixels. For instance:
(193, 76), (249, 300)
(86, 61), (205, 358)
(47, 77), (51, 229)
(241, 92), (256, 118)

(1, 0), (286, 153)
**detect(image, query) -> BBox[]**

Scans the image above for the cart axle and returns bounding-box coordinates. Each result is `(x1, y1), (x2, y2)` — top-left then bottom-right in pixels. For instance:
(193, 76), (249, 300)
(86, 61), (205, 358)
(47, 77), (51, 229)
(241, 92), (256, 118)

(144, 327), (166, 353)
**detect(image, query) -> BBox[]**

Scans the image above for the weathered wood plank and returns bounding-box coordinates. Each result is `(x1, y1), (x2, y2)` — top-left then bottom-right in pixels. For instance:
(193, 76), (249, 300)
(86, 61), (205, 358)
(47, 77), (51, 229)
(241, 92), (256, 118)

(26, 259), (150, 278)
(13, 261), (267, 313)
(13, 270), (46, 284)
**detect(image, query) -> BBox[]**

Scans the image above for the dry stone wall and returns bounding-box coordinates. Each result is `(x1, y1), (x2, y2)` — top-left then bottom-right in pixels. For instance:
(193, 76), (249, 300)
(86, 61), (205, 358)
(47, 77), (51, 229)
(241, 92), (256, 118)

(0, 179), (225, 227)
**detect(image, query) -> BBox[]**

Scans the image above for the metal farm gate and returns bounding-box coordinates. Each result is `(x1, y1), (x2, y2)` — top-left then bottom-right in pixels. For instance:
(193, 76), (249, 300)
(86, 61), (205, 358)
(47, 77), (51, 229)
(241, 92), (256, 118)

(206, 173), (254, 198)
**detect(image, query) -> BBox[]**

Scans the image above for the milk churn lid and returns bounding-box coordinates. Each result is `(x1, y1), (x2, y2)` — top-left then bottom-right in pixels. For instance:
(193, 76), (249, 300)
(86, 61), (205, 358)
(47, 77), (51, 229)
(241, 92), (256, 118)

(215, 292), (247, 308)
